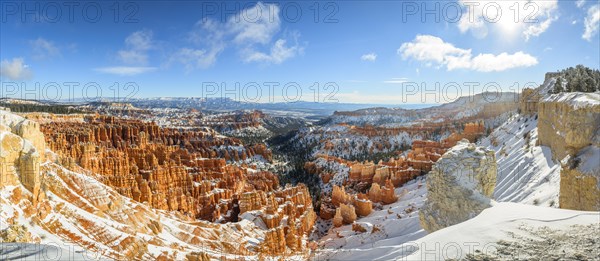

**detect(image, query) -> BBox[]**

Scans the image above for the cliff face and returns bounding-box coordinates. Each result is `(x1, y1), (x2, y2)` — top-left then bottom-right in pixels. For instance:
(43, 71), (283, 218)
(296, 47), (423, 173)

(536, 92), (600, 211)
(538, 93), (600, 161)
(419, 140), (497, 232)
(0, 112), (45, 204)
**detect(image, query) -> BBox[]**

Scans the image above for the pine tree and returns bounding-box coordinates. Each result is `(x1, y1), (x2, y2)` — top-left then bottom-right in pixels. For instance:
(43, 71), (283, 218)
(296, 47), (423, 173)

(553, 78), (564, 94)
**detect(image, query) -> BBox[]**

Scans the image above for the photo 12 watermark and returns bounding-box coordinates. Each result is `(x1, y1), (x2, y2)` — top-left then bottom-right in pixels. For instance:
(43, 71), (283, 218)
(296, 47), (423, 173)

(1, 81), (139, 102)
(200, 1), (339, 24)
(1, 1), (139, 23)
(199, 81), (340, 103)
(401, 1), (542, 24)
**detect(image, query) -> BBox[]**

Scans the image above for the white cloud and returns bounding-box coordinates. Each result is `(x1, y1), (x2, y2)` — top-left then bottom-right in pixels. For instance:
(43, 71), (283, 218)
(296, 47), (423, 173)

(125, 30), (153, 50)
(243, 38), (302, 64)
(398, 35), (538, 72)
(172, 2), (302, 69)
(173, 19), (227, 70)
(118, 30), (153, 65)
(383, 77), (409, 84)
(169, 47), (224, 71)
(94, 66), (156, 76)
(524, 17), (555, 41)
(0, 58), (33, 80)
(469, 52), (538, 72)
(30, 38), (60, 60)
(227, 2), (281, 45)
(583, 5), (600, 41)
(457, 0), (558, 41)
(576, 0), (586, 8)
(361, 53), (377, 61)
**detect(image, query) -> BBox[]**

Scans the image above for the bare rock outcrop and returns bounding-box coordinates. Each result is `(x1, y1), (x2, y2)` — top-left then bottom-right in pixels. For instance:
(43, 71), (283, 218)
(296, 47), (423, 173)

(538, 93), (600, 161)
(0, 111), (45, 204)
(419, 140), (497, 232)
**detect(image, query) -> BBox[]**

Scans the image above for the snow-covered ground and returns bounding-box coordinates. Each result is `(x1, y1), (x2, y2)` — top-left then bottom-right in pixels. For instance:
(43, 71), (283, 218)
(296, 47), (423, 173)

(402, 202), (599, 260)
(479, 114), (561, 207)
(316, 198), (599, 260)
(315, 177), (428, 260)
(315, 112), (598, 260)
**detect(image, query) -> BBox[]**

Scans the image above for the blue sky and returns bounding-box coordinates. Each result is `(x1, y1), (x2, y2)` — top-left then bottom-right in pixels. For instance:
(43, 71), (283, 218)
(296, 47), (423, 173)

(1, 0), (599, 104)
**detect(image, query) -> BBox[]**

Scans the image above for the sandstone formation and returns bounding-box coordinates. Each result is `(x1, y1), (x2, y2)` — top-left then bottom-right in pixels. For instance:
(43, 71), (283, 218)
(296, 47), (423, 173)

(39, 115), (274, 221)
(368, 180), (398, 204)
(332, 203), (357, 227)
(538, 93), (599, 162)
(1, 110), (316, 259)
(419, 140), (497, 232)
(0, 111), (44, 204)
(536, 92), (600, 211)
(318, 139), (455, 223)
(519, 88), (541, 115)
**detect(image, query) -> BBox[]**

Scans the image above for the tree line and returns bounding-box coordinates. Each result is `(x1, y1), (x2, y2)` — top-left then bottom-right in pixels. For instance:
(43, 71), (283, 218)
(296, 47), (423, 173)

(553, 65), (600, 94)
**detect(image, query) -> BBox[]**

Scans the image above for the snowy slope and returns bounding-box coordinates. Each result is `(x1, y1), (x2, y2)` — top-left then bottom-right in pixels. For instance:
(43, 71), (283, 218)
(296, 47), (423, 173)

(479, 114), (561, 207)
(315, 177), (428, 260)
(315, 113), (584, 260)
(403, 202), (599, 260)
(316, 202), (599, 260)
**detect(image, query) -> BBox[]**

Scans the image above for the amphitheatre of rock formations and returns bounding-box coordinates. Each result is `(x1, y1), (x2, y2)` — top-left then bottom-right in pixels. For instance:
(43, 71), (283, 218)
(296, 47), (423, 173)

(1, 110), (317, 258)
(312, 121), (486, 226)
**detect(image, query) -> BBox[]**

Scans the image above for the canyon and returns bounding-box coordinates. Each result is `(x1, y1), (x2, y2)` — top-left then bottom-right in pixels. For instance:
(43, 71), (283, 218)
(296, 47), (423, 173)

(1, 69), (599, 260)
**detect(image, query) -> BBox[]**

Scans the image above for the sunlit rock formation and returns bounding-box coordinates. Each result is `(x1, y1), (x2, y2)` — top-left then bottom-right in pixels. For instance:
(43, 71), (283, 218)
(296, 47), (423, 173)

(0, 109), (316, 259)
(419, 140), (497, 232)
(537, 92), (600, 211)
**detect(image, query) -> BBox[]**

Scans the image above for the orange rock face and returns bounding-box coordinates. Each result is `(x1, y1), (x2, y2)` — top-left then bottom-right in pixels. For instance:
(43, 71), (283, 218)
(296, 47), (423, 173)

(332, 203), (357, 227)
(318, 139), (452, 222)
(353, 194), (373, 217)
(30, 114), (316, 257)
(40, 115), (276, 221)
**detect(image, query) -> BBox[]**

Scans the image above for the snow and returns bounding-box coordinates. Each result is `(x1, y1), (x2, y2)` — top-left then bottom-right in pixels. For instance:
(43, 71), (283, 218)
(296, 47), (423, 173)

(316, 177), (427, 259)
(575, 145), (600, 175)
(479, 114), (560, 207)
(402, 202), (599, 260)
(543, 92), (600, 109)
(317, 202), (599, 260)
(316, 112), (596, 260)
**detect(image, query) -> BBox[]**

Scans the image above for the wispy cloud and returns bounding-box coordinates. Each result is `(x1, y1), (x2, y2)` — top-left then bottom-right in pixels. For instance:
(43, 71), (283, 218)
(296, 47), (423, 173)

(30, 38), (60, 60)
(242, 33), (303, 64)
(171, 2), (303, 70)
(398, 35), (538, 72)
(361, 53), (377, 62)
(583, 4), (600, 41)
(383, 77), (409, 84)
(94, 66), (156, 76)
(118, 29), (153, 65)
(346, 80), (367, 83)
(576, 0), (586, 8)
(0, 58), (33, 80)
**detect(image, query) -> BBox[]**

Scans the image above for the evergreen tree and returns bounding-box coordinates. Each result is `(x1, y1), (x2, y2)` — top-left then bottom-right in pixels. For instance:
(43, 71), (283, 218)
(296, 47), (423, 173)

(553, 78), (564, 94)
